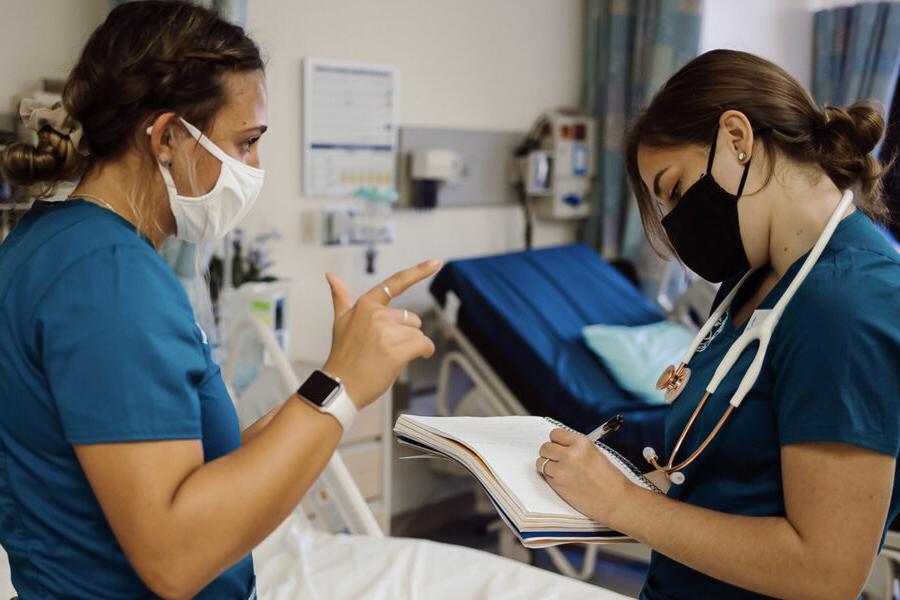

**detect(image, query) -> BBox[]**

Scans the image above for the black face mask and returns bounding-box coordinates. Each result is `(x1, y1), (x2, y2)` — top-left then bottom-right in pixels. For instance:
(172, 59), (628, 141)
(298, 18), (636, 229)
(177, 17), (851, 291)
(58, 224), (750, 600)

(660, 127), (751, 283)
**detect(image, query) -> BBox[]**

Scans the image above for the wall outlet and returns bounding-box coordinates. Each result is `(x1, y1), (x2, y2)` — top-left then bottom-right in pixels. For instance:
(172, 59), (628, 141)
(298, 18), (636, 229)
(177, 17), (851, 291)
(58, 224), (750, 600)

(300, 210), (318, 244)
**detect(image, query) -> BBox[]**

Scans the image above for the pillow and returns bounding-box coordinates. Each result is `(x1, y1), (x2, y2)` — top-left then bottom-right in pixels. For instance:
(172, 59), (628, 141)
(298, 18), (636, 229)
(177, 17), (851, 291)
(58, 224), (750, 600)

(582, 320), (695, 404)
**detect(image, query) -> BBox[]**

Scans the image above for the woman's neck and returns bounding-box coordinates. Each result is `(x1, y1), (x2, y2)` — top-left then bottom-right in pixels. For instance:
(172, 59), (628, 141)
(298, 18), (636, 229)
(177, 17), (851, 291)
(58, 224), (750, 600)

(72, 158), (175, 249)
(765, 172), (850, 278)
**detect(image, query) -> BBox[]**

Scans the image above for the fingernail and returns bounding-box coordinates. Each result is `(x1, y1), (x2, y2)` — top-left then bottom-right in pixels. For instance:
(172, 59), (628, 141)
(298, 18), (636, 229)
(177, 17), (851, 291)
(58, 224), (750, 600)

(428, 259), (442, 268)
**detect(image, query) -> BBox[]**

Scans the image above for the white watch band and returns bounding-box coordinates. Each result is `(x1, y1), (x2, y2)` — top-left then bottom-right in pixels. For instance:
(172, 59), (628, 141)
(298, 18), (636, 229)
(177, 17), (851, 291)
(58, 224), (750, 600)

(319, 388), (357, 431)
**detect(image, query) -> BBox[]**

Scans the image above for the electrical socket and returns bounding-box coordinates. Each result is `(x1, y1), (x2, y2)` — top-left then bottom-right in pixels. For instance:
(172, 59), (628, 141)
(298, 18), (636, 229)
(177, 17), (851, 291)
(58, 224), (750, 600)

(300, 210), (318, 244)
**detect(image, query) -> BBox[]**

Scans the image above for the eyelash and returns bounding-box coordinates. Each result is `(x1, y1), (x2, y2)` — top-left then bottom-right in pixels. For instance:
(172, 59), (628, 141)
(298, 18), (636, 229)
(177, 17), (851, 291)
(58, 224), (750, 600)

(241, 137), (260, 152)
(670, 180), (682, 202)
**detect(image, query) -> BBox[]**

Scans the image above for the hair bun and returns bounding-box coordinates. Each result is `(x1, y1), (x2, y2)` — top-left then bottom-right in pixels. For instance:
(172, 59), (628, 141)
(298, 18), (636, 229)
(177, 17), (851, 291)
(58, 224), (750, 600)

(815, 101), (888, 221)
(0, 128), (86, 194)
(820, 101), (884, 157)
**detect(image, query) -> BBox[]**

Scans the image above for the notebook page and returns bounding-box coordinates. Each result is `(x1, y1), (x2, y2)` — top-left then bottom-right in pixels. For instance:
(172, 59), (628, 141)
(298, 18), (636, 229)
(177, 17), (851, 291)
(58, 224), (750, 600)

(406, 415), (588, 517)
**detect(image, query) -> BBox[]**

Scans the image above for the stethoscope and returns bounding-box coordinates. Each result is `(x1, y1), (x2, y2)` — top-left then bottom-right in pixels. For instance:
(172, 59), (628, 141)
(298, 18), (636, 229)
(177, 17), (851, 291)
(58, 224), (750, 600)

(644, 189), (855, 485)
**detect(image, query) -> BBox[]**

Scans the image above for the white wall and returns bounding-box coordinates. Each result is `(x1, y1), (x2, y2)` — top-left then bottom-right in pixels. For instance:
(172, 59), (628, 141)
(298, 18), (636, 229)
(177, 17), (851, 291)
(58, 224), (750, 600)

(241, 0), (583, 363)
(0, 0), (108, 115)
(700, 0), (815, 87)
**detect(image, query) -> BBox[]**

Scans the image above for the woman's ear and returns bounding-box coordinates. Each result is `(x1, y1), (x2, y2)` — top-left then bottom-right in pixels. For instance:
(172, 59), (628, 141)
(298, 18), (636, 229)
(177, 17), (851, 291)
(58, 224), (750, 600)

(146, 112), (179, 165)
(719, 110), (754, 164)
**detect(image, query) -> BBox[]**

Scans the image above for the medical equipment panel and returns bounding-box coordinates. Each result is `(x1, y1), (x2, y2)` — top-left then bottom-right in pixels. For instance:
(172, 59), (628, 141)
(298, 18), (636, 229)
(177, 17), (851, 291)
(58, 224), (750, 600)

(518, 111), (596, 220)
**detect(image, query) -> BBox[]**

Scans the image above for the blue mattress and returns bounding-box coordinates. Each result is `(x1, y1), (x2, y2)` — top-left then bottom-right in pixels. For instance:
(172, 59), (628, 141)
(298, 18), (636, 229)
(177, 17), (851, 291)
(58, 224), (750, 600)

(430, 244), (670, 462)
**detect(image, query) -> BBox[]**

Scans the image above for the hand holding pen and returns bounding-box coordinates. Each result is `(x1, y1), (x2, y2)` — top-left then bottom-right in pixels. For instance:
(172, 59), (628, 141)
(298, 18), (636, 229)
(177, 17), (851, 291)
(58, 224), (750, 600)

(586, 414), (624, 442)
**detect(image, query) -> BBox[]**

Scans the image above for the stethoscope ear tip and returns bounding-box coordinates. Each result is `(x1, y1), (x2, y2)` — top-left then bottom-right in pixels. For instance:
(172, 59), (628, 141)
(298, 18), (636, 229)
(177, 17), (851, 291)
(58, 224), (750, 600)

(642, 447), (657, 462)
(669, 471), (685, 485)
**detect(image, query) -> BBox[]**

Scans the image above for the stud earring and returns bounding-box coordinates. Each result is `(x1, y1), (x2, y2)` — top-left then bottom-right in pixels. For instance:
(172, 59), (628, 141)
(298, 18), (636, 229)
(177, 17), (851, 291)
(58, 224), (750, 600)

(738, 151), (747, 162)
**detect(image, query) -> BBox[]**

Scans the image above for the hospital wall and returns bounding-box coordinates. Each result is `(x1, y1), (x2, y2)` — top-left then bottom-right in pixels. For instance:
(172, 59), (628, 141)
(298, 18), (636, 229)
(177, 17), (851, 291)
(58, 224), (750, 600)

(0, 1), (107, 115)
(239, 0), (584, 364)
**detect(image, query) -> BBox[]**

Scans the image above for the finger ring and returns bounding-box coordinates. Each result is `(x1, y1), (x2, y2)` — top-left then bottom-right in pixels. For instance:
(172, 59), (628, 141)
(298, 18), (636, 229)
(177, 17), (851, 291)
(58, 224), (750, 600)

(540, 457), (551, 477)
(403, 309), (409, 323)
(382, 285), (393, 300)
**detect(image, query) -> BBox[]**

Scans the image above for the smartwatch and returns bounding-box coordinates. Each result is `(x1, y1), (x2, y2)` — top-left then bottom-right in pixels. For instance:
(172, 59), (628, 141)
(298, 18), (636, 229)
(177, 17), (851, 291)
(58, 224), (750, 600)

(296, 370), (357, 431)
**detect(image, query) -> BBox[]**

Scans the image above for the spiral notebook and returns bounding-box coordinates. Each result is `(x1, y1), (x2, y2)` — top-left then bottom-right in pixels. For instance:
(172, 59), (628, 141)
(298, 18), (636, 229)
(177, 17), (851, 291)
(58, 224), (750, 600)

(393, 414), (662, 548)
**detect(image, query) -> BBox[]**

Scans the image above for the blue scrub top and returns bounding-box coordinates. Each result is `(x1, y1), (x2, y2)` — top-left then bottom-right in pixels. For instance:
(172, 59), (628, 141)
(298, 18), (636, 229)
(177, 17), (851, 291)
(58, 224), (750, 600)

(0, 200), (254, 598)
(641, 210), (900, 599)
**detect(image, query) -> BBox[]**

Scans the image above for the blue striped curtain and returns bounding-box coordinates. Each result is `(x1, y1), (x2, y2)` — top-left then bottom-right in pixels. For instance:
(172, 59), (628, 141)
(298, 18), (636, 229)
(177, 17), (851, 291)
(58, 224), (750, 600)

(813, 2), (900, 112)
(582, 0), (703, 265)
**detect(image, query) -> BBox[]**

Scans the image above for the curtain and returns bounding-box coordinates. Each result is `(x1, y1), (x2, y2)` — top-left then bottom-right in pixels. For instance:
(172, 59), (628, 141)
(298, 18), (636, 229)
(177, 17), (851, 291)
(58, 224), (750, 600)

(581, 0), (703, 270)
(812, 1), (900, 111)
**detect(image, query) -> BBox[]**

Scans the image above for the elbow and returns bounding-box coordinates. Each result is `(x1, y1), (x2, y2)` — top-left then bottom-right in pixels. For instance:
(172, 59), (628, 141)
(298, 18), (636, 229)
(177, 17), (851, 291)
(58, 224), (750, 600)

(796, 559), (870, 600)
(132, 551), (206, 600)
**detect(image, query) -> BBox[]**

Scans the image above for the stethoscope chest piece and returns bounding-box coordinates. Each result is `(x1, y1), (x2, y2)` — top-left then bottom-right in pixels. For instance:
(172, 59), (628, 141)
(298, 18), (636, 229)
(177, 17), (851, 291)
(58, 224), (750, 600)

(656, 364), (691, 403)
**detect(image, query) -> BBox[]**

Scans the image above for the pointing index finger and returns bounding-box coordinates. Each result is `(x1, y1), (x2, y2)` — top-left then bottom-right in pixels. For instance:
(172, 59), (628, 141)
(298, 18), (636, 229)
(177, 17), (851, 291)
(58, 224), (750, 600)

(365, 259), (442, 305)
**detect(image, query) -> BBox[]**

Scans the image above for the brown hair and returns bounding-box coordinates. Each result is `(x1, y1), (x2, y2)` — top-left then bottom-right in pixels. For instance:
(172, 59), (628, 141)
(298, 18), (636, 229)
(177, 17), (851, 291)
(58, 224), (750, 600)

(0, 0), (263, 234)
(624, 49), (890, 256)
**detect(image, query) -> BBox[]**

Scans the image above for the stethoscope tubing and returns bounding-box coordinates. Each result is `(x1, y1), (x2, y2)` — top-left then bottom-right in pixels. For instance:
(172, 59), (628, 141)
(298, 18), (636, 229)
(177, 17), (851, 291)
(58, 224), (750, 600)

(649, 189), (855, 482)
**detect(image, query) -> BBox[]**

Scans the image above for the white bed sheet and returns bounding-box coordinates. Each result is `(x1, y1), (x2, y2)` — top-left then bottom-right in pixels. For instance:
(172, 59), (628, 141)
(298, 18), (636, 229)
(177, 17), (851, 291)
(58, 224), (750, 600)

(0, 515), (629, 599)
(254, 514), (630, 600)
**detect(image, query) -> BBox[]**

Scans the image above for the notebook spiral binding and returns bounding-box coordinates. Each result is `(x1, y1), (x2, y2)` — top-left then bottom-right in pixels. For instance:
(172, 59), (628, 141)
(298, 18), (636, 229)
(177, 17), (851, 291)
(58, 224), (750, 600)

(544, 418), (664, 495)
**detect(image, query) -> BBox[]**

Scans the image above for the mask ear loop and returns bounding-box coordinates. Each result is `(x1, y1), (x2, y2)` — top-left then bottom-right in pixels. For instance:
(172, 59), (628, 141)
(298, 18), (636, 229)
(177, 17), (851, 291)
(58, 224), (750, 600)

(735, 155), (751, 198)
(709, 123), (752, 198)
(706, 125), (719, 175)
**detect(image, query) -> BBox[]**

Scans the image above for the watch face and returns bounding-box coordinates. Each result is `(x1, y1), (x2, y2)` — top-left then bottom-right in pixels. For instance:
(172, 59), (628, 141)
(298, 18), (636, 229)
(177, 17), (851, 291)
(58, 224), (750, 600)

(298, 371), (341, 407)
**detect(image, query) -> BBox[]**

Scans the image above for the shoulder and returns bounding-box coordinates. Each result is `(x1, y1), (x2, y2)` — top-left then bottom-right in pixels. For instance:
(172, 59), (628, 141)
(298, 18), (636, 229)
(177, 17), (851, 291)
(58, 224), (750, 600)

(774, 244), (900, 354)
(18, 207), (190, 325)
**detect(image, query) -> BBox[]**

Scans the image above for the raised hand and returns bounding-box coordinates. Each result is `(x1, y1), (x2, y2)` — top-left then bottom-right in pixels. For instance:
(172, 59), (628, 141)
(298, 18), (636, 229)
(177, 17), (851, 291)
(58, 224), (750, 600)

(322, 259), (442, 408)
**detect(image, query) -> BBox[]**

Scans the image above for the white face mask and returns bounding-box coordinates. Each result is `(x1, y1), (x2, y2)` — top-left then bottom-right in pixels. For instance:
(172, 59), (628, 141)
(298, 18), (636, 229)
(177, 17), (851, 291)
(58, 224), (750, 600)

(149, 117), (265, 243)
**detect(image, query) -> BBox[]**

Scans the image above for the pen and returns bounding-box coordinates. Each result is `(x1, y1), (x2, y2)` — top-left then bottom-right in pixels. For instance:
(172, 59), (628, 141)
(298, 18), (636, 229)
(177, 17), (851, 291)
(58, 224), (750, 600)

(586, 414), (624, 442)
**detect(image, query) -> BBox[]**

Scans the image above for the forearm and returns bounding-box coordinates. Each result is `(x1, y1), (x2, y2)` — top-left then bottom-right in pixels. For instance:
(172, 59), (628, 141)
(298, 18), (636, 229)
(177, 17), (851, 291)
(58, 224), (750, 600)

(164, 396), (341, 594)
(239, 401), (285, 445)
(606, 488), (845, 600)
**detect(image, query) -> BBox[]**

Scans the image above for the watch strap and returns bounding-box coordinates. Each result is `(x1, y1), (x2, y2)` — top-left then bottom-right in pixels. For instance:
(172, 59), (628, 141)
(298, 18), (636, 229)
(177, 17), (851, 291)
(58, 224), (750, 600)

(321, 388), (357, 431)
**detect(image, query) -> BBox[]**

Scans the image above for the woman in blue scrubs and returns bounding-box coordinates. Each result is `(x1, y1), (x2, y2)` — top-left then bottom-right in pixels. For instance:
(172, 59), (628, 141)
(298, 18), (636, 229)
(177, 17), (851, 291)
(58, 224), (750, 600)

(539, 50), (899, 599)
(0, 2), (437, 598)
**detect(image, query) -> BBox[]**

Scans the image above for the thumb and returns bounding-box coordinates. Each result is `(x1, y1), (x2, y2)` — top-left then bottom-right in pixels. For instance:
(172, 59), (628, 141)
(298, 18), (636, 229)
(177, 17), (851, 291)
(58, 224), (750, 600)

(326, 272), (352, 318)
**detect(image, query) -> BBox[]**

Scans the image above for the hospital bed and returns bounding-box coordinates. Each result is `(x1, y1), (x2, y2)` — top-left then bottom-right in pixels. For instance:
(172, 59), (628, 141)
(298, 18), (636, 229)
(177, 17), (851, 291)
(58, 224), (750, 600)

(428, 244), (700, 580)
(429, 244), (674, 469)
(221, 316), (630, 599)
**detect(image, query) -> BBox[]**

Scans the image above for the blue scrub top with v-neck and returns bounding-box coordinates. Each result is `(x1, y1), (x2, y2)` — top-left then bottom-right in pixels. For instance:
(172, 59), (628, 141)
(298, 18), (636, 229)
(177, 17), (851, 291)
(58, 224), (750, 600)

(641, 210), (900, 600)
(0, 200), (254, 598)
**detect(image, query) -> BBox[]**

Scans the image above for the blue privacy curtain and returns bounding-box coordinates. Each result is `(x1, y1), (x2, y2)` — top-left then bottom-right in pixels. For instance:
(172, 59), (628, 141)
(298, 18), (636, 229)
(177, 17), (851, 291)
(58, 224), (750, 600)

(582, 0), (703, 266)
(812, 2), (900, 112)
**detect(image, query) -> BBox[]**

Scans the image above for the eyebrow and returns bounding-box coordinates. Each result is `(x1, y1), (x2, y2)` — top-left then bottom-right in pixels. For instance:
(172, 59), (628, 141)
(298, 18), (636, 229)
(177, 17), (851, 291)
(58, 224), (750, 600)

(240, 125), (268, 135)
(652, 166), (670, 198)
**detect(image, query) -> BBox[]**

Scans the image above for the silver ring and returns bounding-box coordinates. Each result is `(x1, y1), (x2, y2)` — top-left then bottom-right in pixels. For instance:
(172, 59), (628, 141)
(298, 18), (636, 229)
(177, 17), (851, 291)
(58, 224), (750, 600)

(382, 285), (393, 300)
(540, 457), (551, 477)
(403, 309), (409, 323)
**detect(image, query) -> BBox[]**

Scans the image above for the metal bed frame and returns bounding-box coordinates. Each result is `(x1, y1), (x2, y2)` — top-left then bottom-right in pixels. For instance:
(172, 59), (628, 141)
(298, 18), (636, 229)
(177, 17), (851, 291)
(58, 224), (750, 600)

(222, 317), (382, 538)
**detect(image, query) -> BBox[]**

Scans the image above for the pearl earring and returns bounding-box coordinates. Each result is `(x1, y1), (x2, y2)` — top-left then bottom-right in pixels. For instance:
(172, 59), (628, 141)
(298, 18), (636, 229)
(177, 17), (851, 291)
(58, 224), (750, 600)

(738, 151), (747, 162)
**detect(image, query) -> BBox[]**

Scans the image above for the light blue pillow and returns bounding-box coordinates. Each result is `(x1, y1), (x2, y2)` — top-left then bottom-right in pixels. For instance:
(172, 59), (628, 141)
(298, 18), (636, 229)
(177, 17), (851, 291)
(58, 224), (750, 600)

(582, 320), (695, 404)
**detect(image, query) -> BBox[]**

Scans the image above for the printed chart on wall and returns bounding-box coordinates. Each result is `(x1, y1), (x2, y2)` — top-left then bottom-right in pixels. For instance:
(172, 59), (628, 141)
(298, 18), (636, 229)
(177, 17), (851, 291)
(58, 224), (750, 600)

(303, 57), (400, 197)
